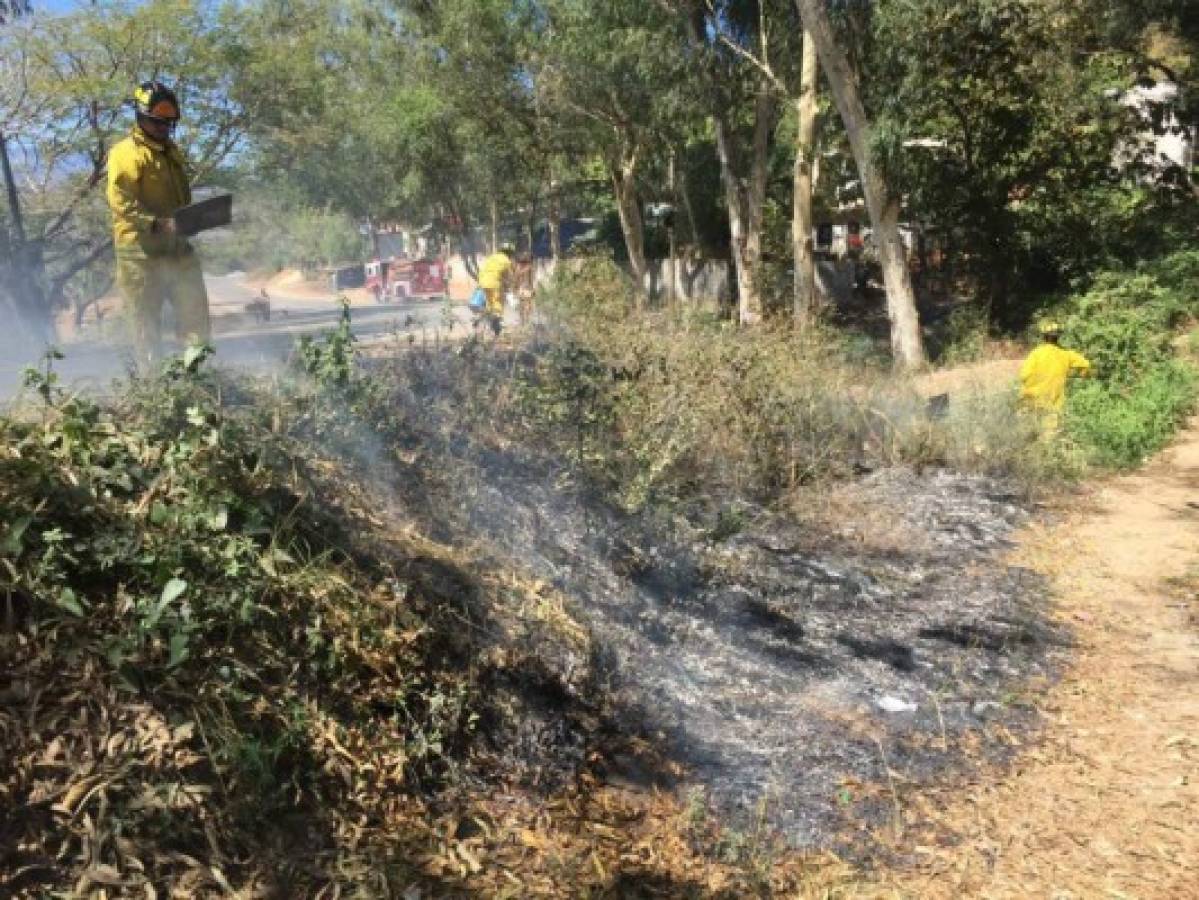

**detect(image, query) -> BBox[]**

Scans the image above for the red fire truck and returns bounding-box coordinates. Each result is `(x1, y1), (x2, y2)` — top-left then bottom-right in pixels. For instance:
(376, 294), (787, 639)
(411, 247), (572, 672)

(364, 257), (449, 303)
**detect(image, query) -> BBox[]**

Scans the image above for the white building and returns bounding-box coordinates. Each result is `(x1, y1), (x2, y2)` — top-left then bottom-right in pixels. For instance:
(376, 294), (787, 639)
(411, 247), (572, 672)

(1117, 81), (1195, 176)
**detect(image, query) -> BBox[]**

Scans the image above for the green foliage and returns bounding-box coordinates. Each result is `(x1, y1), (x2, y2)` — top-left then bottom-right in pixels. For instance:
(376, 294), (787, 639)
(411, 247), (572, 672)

(202, 188), (369, 274)
(1061, 274), (1178, 385)
(1057, 249), (1199, 467)
(540, 252), (638, 326)
(933, 305), (990, 366)
(1065, 360), (1196, 468)
(1, 348), (476, 811)
(869, 0), (1193, 309)
(290, 298), (401, 452)
(296, 297), (356, 387)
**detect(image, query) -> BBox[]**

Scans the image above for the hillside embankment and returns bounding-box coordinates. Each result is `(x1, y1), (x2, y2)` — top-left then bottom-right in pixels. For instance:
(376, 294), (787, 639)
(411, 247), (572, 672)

(2, 299), (1196, 896)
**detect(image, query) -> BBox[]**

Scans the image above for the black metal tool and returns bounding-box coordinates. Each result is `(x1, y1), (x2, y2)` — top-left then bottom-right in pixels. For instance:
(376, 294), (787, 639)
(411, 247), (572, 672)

(174, 194), (233, 236)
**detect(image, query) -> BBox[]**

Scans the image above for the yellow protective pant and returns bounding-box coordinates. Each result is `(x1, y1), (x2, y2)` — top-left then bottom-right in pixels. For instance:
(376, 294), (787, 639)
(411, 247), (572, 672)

(116, 252), (210, 365)
(1019, 399), (1061, 439)
(484, 287), (504, 317)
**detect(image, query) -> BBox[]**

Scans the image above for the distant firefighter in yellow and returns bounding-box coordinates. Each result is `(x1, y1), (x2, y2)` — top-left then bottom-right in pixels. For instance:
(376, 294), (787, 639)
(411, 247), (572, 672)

(475, 245), (514, 335)
(1019, 321), (1091, 431)
(107, 80), (210, 365)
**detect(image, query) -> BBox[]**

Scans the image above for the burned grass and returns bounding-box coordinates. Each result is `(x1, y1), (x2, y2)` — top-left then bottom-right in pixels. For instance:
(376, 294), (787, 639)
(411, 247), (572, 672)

(0, 333), (1072, 896)
(371, 345), (1071, 852)
(0, 349), (880, 896)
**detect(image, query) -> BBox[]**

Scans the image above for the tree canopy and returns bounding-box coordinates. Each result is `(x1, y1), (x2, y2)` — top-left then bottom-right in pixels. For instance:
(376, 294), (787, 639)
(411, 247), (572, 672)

(1, 0), (1194, 362)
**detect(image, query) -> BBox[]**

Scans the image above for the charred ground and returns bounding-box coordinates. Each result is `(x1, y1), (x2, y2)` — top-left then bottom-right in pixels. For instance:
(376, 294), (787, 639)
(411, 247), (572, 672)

(370, 342), (1069, 851)
(0, 325), (1071, 896)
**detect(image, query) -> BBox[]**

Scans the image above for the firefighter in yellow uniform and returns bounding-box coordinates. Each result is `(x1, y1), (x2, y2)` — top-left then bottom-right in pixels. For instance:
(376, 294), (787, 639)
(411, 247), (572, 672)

(476, 246), (514, 335)
(106, 81), (210, 366)
(1019, 322), (1091, 432)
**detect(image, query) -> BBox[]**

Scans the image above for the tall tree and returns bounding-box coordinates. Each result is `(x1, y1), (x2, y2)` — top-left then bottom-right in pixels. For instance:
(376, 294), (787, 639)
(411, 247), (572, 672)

(533, 0), (692, 301)
(869, 0), (1191, 313)
(793, 0), (925, 367)
(792, 30), (820, 324)
(699, 1), (825, 324)
(673, 0), (783, 325)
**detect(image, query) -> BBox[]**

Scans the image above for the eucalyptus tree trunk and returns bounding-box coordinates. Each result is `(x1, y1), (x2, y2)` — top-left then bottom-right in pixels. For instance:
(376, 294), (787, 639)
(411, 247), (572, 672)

(792, 0), (925, 368)
(609, 147), (648, 305)
(793, 30), (820, 326)
(713, 85), (776, 325)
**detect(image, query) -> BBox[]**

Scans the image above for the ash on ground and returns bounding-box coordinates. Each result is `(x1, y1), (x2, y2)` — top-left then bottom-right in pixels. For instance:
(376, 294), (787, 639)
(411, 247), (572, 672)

(377, 357), (1069, 848)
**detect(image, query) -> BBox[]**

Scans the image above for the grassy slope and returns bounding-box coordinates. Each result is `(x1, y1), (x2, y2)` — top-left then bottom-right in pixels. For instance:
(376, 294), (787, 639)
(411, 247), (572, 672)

(0, 350), (857, 898)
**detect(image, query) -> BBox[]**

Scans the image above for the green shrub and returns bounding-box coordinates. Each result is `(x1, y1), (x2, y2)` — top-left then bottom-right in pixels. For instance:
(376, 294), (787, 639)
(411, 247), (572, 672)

(1065, 360), (1197, 468)
(933, 304), (989, 366)
(2, 349), (477, 809)
(1062, 272), (1179, 386)
(1050, 249), (1199, 468)
(1144, 249), (1199, 300)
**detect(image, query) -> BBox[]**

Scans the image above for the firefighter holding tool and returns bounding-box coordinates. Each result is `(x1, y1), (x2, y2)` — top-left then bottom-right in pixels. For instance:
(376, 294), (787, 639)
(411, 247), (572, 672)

(106, 80), (210, 366)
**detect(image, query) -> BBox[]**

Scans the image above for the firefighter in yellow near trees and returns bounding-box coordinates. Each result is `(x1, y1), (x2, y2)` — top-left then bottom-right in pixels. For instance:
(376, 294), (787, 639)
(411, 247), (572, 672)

(475, 245), (515, 335)
(1019, 322), (1092, 431)
(106, 81), (210, 366)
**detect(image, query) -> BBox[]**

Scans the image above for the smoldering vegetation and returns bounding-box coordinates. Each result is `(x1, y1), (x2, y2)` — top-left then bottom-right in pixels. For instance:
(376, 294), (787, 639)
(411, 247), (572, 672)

(0, 310), (1071, 897)
(328, 334), (1070, 847)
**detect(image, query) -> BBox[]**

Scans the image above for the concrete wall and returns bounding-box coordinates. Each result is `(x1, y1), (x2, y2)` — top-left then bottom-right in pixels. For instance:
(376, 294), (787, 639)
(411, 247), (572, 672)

(529, 256), (733, 306)
(644, 257), (733, 305)
(526, 255), (858, 308)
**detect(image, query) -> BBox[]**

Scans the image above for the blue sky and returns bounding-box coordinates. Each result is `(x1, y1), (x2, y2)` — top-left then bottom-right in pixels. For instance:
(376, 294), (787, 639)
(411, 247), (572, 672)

(38, 1), (89, 12)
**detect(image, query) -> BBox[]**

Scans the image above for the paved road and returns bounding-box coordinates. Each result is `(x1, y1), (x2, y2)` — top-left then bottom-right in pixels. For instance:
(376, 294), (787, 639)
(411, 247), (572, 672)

(0, 272), (476, 398)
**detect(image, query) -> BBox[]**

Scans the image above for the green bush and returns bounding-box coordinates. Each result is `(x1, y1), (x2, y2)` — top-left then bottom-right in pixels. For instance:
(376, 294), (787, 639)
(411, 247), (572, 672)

(1057, 249), (1199, 467)
(934, 304), (990, 366)
(1143, 248), (1199, 300)
(1065, 360), (1197, 468)
(1062, 273), (1179, 385)
(2, 349), (476, 810)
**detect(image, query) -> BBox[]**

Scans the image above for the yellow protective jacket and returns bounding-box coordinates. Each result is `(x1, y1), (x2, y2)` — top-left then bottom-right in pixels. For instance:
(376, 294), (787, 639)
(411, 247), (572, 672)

(477, 252), (513, 291)
(1019, 343), (1091, 411)
(106, 127), (192, 258)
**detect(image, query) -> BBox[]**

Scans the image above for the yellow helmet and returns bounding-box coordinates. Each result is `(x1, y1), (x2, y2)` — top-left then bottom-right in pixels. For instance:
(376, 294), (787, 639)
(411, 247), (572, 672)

(1038, 321), (1063, 336)
(132, 80), (180, 123)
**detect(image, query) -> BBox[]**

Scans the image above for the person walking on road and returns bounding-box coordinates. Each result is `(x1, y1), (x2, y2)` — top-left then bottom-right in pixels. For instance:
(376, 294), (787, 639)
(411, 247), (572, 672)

(106, 80), (210, 366)
(1019, 321), (1091, 432)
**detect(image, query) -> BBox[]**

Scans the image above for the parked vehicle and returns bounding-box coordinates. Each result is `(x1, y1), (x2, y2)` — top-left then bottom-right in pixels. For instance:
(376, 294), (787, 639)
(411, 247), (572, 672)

(364, 256), (448, 302)
(327, 263), (365, 291)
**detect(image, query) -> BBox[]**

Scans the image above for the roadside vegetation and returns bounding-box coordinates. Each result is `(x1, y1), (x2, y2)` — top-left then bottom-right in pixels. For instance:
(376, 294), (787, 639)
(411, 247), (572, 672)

(2, 240), (1196, 891)
(1062, 250), (1199, 468)
(2, 0), (1198, 896)
(1, 348), (488, 892)
(1, 341), (873, 896)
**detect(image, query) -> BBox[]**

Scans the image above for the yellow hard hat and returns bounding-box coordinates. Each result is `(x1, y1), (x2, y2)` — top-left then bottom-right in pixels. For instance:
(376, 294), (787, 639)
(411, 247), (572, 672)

(1038, 321), (1063, 336)
(132, 80), (180, 123)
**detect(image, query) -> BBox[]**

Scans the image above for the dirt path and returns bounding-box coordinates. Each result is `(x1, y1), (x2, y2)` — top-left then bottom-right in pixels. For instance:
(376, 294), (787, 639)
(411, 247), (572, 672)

(880, 424), (1199, 897)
